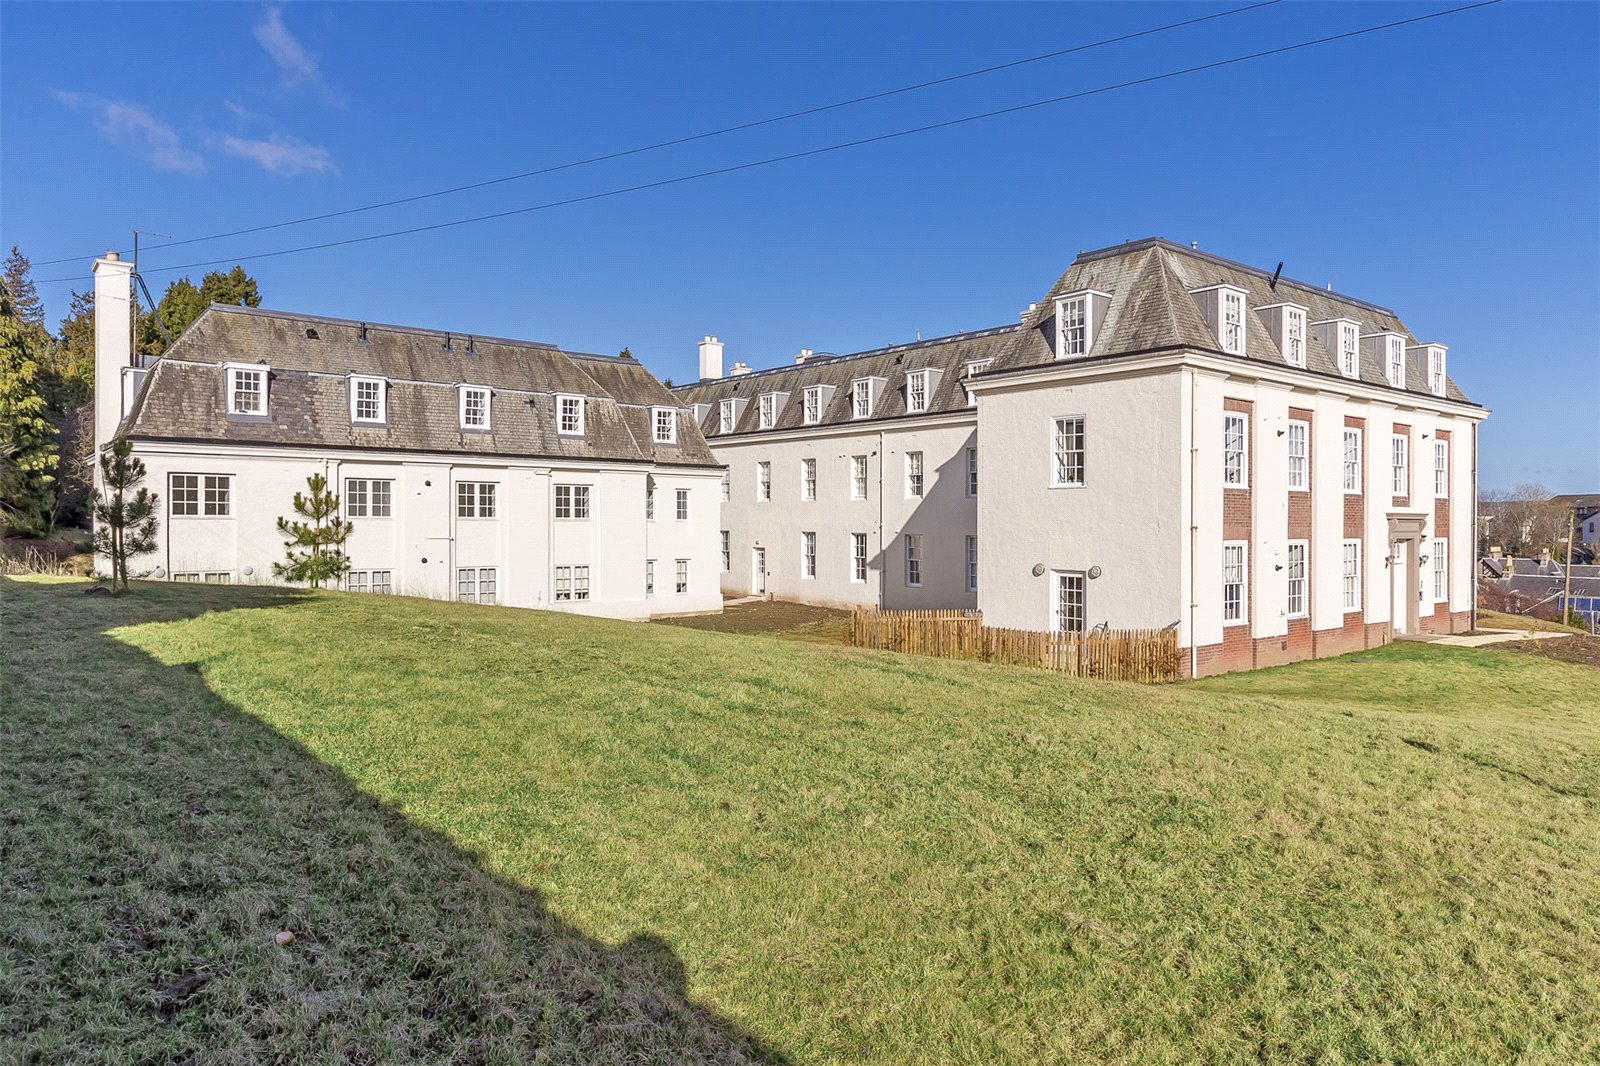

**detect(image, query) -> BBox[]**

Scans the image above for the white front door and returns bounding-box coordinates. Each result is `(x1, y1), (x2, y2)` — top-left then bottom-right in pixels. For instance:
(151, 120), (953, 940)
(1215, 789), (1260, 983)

(1391, 540), (1409, 634)
(753, 548), (766, 595)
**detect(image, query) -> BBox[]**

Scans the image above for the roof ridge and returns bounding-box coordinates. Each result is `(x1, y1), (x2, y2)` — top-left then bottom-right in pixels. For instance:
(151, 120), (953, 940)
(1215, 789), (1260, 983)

(693, 323), (1019, 387)
(202, 303), (561, 351)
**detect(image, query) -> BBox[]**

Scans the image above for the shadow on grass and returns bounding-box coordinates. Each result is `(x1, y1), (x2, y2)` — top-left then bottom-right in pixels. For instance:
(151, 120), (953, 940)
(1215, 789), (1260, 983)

(1, 578), (789, 1063)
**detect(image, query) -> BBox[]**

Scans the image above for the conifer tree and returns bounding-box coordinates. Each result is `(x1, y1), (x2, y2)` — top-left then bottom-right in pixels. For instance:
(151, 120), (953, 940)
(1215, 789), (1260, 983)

(272, 472), (352, 588)
(92, 439), (159, 593)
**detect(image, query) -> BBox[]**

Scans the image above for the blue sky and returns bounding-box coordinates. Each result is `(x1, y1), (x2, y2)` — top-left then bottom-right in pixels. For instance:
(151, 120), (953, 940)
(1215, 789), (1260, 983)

(2, 1), (1595, 491)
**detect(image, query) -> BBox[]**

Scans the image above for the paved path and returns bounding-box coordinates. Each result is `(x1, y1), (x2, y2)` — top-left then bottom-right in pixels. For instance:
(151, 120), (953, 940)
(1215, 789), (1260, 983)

(1417, 628), (1578, 648)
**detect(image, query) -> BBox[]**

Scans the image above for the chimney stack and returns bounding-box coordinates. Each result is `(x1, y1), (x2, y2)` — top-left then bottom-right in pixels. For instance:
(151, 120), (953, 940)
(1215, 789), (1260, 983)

(795, 347), (813, 365)
(1539, 547), (1552, 569)
(697, 335), (724, 381)
(728, 360), (751, 376)
(92, 250), (134, 456)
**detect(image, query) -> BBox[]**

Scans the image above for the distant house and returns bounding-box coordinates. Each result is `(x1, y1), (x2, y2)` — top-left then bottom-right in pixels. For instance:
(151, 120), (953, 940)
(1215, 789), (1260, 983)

(1550, 493), (1600, 549)
(91, 253), (724, 617)
(1478, 550), (1600, 628)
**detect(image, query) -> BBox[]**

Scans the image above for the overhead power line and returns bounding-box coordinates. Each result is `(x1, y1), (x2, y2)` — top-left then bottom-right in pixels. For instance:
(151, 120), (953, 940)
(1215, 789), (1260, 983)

(38, 0), (1502, 285)
(31, 0), (1283, 267)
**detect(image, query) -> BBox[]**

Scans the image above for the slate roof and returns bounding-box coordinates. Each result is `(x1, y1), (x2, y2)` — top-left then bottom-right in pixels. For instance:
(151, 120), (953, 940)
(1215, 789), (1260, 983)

(991, 238), (1476, 404)
(673, 325), (1017, 438)
(120, 305), (719, 467)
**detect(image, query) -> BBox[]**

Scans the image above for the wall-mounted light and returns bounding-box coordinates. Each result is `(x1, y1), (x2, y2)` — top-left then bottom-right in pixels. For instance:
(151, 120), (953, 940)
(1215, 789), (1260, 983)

(1275, 564), (1284, 571)
(1419, 555), (1430, 565)
(1031, 563), (1046, 577)
(1088, 565), (1103, 579)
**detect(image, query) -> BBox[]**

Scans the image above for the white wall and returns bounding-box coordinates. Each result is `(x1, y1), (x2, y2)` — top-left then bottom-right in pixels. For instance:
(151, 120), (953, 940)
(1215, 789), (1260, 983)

(121, 441), (722, 619)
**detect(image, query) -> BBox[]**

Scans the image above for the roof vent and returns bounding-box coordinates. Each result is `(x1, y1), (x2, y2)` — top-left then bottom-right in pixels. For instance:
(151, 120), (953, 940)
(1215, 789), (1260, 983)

(442, 333), (454, 353)
(305, 327), (319, 339)
(1190, 241), (1199, 250)
(358, 323), (369, 344)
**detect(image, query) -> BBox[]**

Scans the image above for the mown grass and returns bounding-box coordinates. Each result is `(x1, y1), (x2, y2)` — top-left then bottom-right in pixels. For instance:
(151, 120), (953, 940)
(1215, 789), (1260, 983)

(3, 577), (1597, 1064)
(1477, 608), (1588, 634)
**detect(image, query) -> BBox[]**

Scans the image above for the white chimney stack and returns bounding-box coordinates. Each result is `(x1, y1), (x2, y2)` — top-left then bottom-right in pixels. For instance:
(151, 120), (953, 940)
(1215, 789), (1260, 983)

(698, 335), (724, 381)
(93, 251), (134, 455)
(728, 360), (751, 376)
(795, 347), (813, 365)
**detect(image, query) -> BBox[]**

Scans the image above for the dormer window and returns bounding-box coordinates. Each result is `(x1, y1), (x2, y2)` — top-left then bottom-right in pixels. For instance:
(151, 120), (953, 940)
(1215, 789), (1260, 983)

(1387, 336), (1405, 388)
(964, 359), (992, 406)
(1053, 289), (1110, 361)
(852, 379), (873, 419)
(719, 397), (736, 433)
(906, 369), (931, 413)
(1428, 347), (1446, 396)
(1339, 323), (1359, 378)
(1285, 308), (1305, 367)
(652, 406), (677, 444)
(803, 386), (823, 425)
(350, 375), (386, 424)
(1190, 285), (1247, 357)
(556, 394), (585, 436)
(459, 385), (490, 430)
(226, 364), (267, 416)
(759, 392), (778, 429)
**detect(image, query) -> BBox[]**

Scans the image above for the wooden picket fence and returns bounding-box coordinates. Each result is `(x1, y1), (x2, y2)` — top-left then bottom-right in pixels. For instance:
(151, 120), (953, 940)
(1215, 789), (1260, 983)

(848, 608), (1181, 683)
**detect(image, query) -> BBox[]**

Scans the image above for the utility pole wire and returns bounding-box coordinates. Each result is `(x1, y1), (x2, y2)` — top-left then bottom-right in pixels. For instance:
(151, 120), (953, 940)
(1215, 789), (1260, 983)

(30, 0), (1284, 267)
(38, 0), (1502, 285)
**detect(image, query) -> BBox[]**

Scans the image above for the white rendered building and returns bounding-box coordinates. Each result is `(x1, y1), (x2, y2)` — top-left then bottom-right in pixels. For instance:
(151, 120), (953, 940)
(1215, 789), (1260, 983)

(91, 253), (723, 619)
(677, 238), (1486, 675)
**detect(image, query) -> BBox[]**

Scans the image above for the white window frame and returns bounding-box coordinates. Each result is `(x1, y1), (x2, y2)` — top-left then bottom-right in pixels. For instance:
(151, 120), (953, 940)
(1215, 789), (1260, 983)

(720, 470), (730, 501)
(457, 566), (498, 604)
(904, 534), (922, 588)
(1287, 419), (1309, 491)
(1051, 570), (1087, 634)
(1339, 323), (1359, 379)
(1223, 413), (1248, 488)
(851, 455), (868, 500)
(170, 473), (232, 517)
(652, 406), (677, 444)
(905, 451), (924, 498)
(1051, 415), (1085, 488)
(1429, 349), (1446, 397)
(645, 478), (654, 521)
(756, 460), (771, 501)
(758, 392), (778, 429)
(674, 558), (689, 595)
(1286, 541), (1308, 619)
(966, 447), (978, 498)
(459, 385), (491, 431)
(553, 564), (590, 602)
(801, 531), (816, 580)
(675, 487), (689, 521)
(906, 370), (931, 414)
(851, 379), (872, 419)
(556, 394), (585, 436)
(225, 364), (267, 416)
(1222, 541), (1248, 626)
(1342, 428), (1362, 494)
(1386, 336), (1405, 389)
(1432, 537), (1449, 603)
(645, 559), (655, 597)
(966, 535), (978, 593)
(1342, 539), (1362, 613)
(1059, 296), (1088, 358)
(964, 359), (991, 406)
(803, 386), (823, 425)
(554, 483), (591, 520)
(345, 477), (393, 519)
(1285, 308), (1306, 368)
(1433, 439), (1448, 498)
(719, 398), (736, 434)
(720, 531), (730, 573)
(457, 481), (497, 519)
(801, 458), (817, 501)
(1391, 434), (1409, 496)
(851, 532), (868, 583)
(349, 375), (386, 424)
(1221, 290), (1245, 355)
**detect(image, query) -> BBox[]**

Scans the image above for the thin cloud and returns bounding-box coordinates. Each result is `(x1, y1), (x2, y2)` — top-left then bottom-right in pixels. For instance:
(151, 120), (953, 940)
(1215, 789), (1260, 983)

(223, 100), (255, 121)
(216, 133), (337, 177)
(54, 91), (205, 175)
(253, 6), (342, 103)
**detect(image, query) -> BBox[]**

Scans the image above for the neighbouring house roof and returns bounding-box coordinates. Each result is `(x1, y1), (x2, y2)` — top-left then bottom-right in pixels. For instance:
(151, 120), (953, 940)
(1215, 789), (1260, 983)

(1485, 556), (1600, 599)
(120, 305), (719, 467)
(672, 325), (1017, 437)
(989, 237), (1476, 404)
(1549, 493), (1600, 515)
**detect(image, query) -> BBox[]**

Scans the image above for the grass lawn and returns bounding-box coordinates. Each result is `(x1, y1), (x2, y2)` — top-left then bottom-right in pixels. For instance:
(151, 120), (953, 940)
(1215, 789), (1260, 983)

(4, 577), (1598, 1064)
(1477, 608), (1589, 634)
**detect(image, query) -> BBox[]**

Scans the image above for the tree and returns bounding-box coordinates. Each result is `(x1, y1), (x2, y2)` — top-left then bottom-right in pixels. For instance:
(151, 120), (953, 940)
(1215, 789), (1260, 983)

(272, 472), (352, 588)
(1481, 484), (1566, 557)
(91, 438), (159, 593)
(618, 346), (634, 359)
(2, 246), (45, 329)
(0, 281), (58, 536)
(46, 288), (95, 406)
(137, 267), (262, 357)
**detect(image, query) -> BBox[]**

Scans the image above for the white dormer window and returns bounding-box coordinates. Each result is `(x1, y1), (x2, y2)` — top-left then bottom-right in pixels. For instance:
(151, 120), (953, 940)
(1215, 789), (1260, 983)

(1221, 290), (1245, 355)
(1428, 348), (1446, 396)
(459, 385), (490, 430)
(1059, 296), (1087, 357)
(1387, 336), (1405, 388)
(906, 370), (931, 413)
(759, 392), (778, 429)
(1339, 323), (1359, 378)
(226, 364), (267, 416)
(964, 359), (992, 406)
(350, 375), (386, 423)
(556, 394), (585, 436)
(1285, 308), (1306, 367)
(803, 386), (823, 425)
(852, 379), (873, 419)
(652, 406), (677, 444)
(719, 397), (736, 433)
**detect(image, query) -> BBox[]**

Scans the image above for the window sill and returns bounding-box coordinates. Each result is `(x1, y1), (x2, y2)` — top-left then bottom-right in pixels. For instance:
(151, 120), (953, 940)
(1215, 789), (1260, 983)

(1223, 619), (1250, 628)
(1223, 483), (1249, 491)
(1049, 482), (1087, 490)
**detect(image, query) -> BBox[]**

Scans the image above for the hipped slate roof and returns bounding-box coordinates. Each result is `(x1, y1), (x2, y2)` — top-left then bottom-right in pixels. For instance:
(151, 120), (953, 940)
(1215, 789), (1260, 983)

(673, 326), (1017, 437)
(121, 305), (719, 467)
(993, 238), (1475, 404)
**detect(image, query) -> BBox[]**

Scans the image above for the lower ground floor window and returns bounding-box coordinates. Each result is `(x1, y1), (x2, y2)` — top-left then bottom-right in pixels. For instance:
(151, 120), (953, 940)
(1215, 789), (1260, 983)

(646, 559), (655, 596)
(1052, 570), (1086, 633)
(851, 533), (868, 583)
(1433, 537), (1448, 602)
(966, 535), (978, 593)
(1342, 541), (1361, 612)
(458, 567), (498, 604)
(171, 572), (201, 583)
(348, 570), (393, 595)
(904, 534), (922, 587)
(720, 531), (729, 572)
(555, 564), (590, 601)
(675, 558), (689, 594)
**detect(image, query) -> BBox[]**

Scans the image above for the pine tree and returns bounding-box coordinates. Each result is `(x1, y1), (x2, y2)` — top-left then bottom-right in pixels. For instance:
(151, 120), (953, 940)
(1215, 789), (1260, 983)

(272, 472), (353, 588)
(0, 282), (59, 536)
(2, 246), (45, 328)
(47, 289), (95, 406)
(91, 439), (159, 593)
